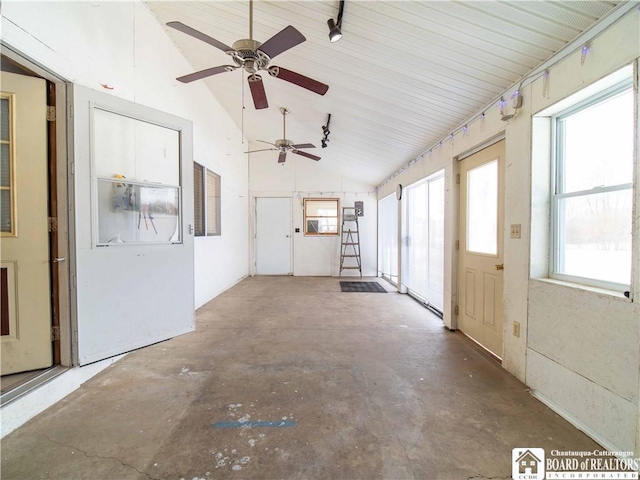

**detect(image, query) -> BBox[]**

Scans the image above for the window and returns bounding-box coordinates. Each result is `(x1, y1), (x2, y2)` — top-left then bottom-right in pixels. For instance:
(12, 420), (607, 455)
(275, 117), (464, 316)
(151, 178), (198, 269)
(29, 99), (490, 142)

(193, 163), (221, 237)
(1, 94), (15, 236)
(303, 198), (339, 235)
(552, 80), (633, 290)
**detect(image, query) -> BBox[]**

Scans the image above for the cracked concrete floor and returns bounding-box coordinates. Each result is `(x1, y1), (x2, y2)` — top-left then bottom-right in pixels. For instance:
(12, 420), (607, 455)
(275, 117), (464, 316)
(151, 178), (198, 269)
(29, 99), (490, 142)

(1, 276), (600, 479)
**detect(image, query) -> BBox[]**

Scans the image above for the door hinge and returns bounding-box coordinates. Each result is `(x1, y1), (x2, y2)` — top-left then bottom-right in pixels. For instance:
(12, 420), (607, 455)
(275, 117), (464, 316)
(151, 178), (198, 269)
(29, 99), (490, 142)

(51, 326), (60, 342)
(455, 240), (459, 250)
(48, 217), (58, 232)
(456, 173), (460, 184)
(454, 305), (459, 315)
(46, 106), (56, 122)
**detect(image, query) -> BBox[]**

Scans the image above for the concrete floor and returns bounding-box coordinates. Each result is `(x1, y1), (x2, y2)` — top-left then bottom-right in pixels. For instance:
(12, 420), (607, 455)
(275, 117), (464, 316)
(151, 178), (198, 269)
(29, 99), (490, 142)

(1, 276), (600, 479)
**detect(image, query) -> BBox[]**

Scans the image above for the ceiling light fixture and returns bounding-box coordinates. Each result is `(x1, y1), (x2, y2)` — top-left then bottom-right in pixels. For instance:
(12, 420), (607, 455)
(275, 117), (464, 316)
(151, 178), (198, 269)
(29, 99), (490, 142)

(327, 0), (345, 43)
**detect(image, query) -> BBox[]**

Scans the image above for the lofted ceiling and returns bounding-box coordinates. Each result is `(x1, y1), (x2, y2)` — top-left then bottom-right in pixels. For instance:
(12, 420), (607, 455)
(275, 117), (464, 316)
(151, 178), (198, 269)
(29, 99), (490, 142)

(145, 0), (621, 186)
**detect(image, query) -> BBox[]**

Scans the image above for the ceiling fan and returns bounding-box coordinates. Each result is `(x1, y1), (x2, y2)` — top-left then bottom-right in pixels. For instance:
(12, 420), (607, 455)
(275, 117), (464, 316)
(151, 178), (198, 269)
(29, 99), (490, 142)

(167, 1), (329, 110)
(246, 107), (321, 164)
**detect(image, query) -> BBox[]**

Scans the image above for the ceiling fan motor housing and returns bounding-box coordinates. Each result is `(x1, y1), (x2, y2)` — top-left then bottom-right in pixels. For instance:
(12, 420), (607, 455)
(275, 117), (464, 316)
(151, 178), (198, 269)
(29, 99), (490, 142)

(229, 39), (270, 73)
(275, 139), (294, 148)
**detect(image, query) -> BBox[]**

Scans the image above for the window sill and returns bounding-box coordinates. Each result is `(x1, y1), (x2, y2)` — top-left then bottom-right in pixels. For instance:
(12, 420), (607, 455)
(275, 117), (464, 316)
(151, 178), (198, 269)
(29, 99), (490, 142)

(531, 277), (631, 301)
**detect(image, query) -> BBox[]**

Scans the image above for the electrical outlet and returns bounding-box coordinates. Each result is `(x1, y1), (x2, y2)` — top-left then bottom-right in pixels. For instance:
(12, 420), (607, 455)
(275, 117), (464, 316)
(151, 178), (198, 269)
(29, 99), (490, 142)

(510, 224), (521, 239)
(513, 321), (521, 337)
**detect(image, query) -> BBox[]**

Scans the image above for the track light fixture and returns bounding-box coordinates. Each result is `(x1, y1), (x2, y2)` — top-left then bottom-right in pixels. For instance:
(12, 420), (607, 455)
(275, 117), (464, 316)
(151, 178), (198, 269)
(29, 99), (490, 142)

(321, 114), (332, 148)
(327, 0), (345, 43)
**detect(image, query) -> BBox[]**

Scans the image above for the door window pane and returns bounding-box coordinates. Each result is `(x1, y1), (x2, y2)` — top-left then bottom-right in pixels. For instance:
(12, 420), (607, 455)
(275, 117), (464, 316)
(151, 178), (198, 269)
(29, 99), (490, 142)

(0, 95), (14, 235)
(1, 144), (10, 187)
(0, 189), (11, 233)
(0, 98), (9, 142)
(467, 160), (498, 255)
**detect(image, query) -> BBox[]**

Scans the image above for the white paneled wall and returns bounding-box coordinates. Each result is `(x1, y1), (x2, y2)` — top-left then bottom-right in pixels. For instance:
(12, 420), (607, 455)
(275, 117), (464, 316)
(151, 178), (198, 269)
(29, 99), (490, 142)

(1, 1), (250, 307)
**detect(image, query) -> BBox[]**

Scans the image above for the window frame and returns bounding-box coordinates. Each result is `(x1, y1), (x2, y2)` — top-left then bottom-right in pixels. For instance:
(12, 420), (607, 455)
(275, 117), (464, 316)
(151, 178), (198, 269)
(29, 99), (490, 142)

(303, 198), (340, 236)
(550, 79), (634, 292)
(1, 93), (17, 237)
(193, 162), (221, 237)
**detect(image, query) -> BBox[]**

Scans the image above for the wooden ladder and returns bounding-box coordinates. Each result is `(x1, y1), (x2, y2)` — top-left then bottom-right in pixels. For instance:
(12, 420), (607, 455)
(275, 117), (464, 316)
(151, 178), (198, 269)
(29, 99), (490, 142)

(339, 207), (362, 277)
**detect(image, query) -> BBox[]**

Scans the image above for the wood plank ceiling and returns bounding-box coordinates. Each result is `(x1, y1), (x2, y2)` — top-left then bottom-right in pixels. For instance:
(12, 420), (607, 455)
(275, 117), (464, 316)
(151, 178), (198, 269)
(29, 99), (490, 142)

(145, 1), (621, 186)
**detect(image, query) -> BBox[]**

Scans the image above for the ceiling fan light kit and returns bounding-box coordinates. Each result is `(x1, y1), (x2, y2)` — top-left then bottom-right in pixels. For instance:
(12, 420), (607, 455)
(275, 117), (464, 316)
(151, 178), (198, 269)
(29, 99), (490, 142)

(167, 1), (329, 110)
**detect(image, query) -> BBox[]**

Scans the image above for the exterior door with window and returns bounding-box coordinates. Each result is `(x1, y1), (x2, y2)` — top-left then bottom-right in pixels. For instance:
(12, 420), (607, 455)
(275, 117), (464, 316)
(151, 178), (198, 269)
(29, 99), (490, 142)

(256, 197), (292, 275)
(458, 140), (505, 358)
(1, 72), (52, 375)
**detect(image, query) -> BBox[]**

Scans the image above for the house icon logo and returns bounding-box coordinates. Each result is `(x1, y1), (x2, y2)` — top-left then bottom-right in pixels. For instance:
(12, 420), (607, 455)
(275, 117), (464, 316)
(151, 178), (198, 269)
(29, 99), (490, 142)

(512, 448), (545, 480)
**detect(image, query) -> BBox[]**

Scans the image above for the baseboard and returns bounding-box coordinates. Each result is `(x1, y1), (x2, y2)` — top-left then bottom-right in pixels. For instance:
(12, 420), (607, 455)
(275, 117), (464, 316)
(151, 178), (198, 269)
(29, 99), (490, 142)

(1, 355), (124, 439)
(530, 389), (628, 455)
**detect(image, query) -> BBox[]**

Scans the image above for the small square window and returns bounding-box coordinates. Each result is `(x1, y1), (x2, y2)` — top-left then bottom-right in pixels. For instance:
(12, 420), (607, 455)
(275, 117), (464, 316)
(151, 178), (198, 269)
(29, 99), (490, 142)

(303, 198), (339, 236)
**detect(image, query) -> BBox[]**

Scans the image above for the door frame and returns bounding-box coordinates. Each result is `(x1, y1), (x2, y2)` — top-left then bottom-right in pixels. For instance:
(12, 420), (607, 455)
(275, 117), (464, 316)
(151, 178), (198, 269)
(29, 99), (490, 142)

(453, 133), (505, 340)
(1, 43), (72, 369)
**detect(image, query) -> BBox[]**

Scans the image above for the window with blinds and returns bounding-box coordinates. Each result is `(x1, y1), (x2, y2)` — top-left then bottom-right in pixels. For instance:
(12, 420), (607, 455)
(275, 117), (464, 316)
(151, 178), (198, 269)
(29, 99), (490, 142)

(206, 169), (221, 236)
(193, 163), (205, 236)
(193, 163), (221, 237)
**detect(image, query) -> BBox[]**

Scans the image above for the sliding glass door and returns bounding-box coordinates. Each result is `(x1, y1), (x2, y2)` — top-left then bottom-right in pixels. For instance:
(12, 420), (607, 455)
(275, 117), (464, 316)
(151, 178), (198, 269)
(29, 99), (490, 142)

(378, 193), (398, 285)
(403, 172), (445, 313)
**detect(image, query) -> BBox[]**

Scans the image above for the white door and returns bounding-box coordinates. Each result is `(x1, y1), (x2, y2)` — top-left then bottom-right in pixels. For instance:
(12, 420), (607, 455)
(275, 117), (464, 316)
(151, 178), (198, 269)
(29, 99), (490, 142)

(458, 140), (505, 358)
(0, 72), (52, 375)
(256, 198), (292, 275)
(72, 86), (195, 365)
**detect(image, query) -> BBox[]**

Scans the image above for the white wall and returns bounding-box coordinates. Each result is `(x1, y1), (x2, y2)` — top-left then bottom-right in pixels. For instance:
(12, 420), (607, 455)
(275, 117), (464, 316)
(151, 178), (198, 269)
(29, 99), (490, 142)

(377, 10), (640, 454)
(1, 1), (250, 309)
(250, 151), (376, 276)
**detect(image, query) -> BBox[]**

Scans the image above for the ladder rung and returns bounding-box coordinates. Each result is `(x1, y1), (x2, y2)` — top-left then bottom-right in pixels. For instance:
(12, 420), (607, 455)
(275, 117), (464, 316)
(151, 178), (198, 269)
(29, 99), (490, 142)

(341, 254), (359, 257)
(342, 242), (359, 245)
(341, 266), (361, 269)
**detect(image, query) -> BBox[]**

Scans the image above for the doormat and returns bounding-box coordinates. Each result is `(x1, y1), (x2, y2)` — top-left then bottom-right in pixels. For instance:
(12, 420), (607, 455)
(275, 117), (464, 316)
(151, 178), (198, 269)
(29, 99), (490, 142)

(340, 281), (387, 293)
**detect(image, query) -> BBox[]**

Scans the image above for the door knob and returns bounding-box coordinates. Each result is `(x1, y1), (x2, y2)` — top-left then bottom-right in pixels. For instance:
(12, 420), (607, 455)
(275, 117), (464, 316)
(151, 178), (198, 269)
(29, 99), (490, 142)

(53, 257), (66, 263)
(495, 264), (504, 270)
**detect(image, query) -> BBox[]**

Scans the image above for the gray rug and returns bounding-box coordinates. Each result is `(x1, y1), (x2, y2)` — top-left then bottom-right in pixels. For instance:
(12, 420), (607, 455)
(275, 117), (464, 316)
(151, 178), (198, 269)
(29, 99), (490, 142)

(340, 281), (387, 293)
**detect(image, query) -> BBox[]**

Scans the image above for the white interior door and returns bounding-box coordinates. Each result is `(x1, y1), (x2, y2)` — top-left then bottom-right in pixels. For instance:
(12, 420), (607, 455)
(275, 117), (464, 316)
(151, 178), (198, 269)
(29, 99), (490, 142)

(458, 140), (505, 358)
(256, 197), (292, 275)
(0, 72), (52, 375)
(72, 85), (195, 365)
